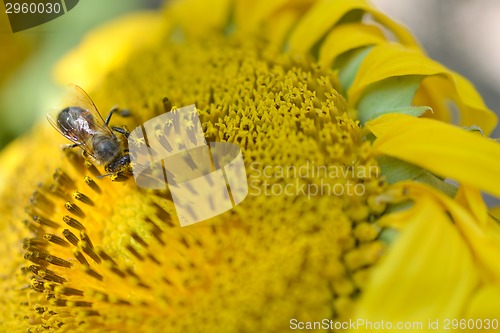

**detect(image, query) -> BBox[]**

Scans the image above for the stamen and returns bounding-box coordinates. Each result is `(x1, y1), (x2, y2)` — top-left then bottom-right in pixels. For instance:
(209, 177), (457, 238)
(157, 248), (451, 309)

(22, 220), (41, 235)
(65, 202), (85, 218)
(73, 191), (94, 206)
(73, 250), (89, 266)
(152, 202), (173, 226)
(63, 148), (86, 172)
(53, 168), (75, 190)
(24, 252), (46, 266)
(97, 249), (117, 266)
(84, 161), (101, 177)
(48, 184), (70, 200)
(30, 190), (55, 213)
(130, 232), (148, 248)
(80, 231), (101, 264)
(62, 229), (79, 246)
(179, 236), (190, 249)
(110, 267), (126, 278)
(158, 134), (173, 152)
(45, 254), (72, 268)
(79, 231), (94, 249)
(51, 299), (67, 307)
(63, 215), (85, 230)
(126, 245), (144, 261)
(144, 217), (165, 245)
(32, 215), (60, 228)
(83, 250), (101, 264)
(43, 233), (70, 247)
(84, 176), (101, 194)
(72, 301), (92, 307)
(82, 266), (103, 281)
(115, 299), (131, 306)
(54, 286), (84, 297)
(28, 265), (67, 284)
(30, 278), (45, 292)
(84, 310), (100, 317)
(147, 253), (161, 265)
(22, 238), (48, 251)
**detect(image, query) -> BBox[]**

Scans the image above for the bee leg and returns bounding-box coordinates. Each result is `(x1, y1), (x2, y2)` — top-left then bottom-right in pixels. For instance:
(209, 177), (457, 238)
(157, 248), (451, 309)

(112, 126), (130, 138)
(61, 143), (80, 150)
(105, 106), (131, 125)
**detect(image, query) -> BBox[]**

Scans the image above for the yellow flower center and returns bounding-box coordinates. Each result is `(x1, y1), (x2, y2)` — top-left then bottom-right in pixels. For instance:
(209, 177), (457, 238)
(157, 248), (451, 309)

(20, 32), (388, 332)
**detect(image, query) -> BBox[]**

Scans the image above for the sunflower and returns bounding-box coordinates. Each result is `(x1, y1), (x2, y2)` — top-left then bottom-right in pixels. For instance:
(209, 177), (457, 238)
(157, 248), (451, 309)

(1, 0), (499, 332)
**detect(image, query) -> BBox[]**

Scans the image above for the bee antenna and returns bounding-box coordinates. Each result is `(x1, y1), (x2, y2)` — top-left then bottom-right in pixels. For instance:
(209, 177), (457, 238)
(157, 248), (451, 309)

(96, 173), (112, 179)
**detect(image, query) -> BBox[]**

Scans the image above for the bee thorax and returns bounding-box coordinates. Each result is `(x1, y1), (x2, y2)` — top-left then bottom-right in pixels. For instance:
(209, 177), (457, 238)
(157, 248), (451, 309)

(92, 136), (120, 163)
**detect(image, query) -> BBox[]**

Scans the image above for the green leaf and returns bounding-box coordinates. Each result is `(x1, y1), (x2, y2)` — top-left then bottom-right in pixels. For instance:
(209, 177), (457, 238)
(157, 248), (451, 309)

(357, 75), (424, 124)
(379, 227), (400, 245)
(377, 155), (458, 197)
(414, 171), (458, 198)
(371, 105), (432, 119)
(377, 155), (424, 184)
(463, 125), (485, 136)
(335, 46), (373, 93)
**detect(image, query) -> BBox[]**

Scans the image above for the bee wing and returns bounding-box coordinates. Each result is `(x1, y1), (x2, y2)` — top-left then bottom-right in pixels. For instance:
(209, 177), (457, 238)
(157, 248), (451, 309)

(47, 85), (113, 158)
(46, 110), (95, 155)
(64, 84), (112, 133)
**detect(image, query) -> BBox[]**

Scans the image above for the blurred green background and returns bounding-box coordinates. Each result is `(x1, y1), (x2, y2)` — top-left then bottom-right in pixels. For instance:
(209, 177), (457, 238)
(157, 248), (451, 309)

(0, 0), (162, 150)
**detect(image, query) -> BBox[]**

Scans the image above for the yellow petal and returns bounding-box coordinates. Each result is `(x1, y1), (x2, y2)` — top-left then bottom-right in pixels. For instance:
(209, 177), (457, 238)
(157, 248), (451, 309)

(443, 205), (500, 284)
(491, 206), (500, 220)
(355, 196), (477, 328)
(234, 0), (314, 33)
(265, 9), (302, 48)
(465, 285), (500, 322)
(168, 0), (232, 34)
(375, 206), (414, 230)
(366, 113), (500, 198)
(54, 11), (166, 91)
(395, 182), (500, 283)
(350, 44), (497, 134)
(455, 185), (489, 227)
(318, 23), (386, 68)
(287, 0), (419, 54)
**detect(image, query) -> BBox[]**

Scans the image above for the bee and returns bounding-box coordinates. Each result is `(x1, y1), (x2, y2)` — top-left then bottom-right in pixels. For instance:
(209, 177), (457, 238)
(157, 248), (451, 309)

(47, 85), (131, 179)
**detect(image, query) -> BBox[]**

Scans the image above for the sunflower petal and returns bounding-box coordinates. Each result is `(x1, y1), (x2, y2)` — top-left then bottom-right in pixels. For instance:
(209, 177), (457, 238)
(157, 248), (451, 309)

(350, 44), (497, 134)
(168, 0), (232, 34)
(396, 182), (500, 283)
(367, 113), (500, 197)
(355, 196), (478, 327)
(235, 0), (315, 33)
(491, 206), (500, 221)
(318, 23), (386, 68)
(455, 185), (489, 227)
(465, 285), (500, 321)
(287, 0), (418, 54)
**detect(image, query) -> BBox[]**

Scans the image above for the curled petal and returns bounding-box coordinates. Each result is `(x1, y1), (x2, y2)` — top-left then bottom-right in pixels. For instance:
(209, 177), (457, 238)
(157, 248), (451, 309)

(350, 44), (497, 134)
(367, 113), (500, 197)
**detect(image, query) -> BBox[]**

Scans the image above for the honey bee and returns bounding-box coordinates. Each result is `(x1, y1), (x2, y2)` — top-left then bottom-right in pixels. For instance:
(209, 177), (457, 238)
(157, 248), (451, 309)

(47, 85), (131, 178)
